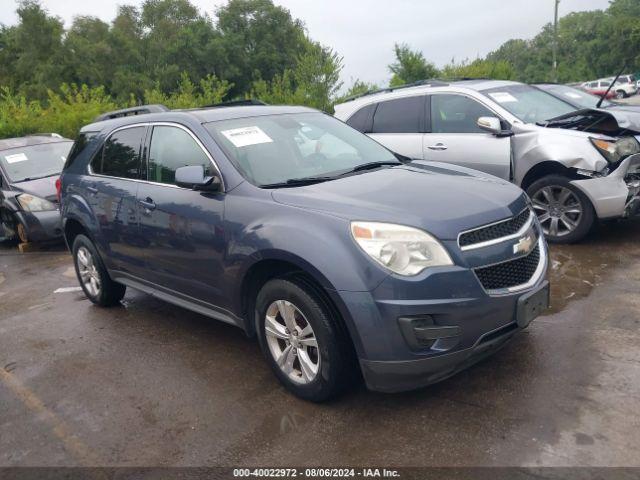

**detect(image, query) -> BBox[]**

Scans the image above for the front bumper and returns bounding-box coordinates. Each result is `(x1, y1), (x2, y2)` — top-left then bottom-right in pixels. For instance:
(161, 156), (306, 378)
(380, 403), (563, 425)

(572, 153), (640, 219)
(338, 227), (549, 393)
(14, 210), (63, 242)
(360, 317), (523, 393)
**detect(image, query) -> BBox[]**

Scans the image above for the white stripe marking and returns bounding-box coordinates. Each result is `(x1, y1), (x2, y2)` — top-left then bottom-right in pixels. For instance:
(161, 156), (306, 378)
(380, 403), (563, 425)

(54, 287), (83, 293)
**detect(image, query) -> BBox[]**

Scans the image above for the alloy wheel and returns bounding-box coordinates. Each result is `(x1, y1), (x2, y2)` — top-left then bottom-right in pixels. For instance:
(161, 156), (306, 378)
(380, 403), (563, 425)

(532, 186), (583, 237)
(264, 299), (320, 384)
(76, 246), (101, 297)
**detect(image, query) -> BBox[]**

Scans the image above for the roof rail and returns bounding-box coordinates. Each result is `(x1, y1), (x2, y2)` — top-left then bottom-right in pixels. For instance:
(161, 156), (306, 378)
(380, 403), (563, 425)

(203, 98), (267, 108)
(93, 104), (169, 122)
(341, 79), (449, 103)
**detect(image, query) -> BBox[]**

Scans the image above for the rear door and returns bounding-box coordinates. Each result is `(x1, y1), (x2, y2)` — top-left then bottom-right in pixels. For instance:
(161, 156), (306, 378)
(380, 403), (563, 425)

(86, 125), (147, 275)
(423, 93), (512, 180)
(136, 123), (226, 308)
(367, 95), (426, 159)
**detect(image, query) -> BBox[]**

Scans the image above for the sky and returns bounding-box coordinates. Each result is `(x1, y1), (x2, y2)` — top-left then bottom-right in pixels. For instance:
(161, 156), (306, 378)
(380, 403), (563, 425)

(0, 0), (612, 88)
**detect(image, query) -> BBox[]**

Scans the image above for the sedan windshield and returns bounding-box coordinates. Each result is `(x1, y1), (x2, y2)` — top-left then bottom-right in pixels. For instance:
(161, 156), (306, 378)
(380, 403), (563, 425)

(0, 141), (72, 182)
(482, 84), (576, 124)
(538, 84), (613, 109)
(205, 112), (399, 187)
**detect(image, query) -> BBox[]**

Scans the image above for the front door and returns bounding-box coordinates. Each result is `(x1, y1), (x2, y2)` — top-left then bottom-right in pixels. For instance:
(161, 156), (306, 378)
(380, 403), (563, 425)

(136, 124), (226, 308)
(424, 93), (512, 180)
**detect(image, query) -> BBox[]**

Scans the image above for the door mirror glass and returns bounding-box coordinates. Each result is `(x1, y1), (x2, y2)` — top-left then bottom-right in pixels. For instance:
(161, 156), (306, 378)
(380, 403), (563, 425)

(175, 165), (219, 191)
(477, 116), (503, 135)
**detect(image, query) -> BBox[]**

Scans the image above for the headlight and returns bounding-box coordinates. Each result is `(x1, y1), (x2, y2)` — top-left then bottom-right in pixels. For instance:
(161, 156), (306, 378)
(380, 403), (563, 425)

(590, 137), (640, 163)
(16, 194), (57, 212)
(350, 222), (453, 276)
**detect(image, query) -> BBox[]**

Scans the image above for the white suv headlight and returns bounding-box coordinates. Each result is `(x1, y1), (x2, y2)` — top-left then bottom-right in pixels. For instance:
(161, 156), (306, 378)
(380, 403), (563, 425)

(351, 222), (453, 276)
(590, 137), (640, 163)
(17, 194), (57, 212)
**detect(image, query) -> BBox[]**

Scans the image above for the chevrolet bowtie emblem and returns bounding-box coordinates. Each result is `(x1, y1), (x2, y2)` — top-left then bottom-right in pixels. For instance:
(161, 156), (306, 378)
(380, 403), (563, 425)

(513, 235), (535, 256)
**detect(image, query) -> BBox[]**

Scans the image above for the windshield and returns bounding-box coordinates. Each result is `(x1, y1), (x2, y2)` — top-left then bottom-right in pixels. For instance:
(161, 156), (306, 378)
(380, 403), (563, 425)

(481, 84), (576, 124)
(0, 141), (72, 182)
(205, 112), (399, 186)
(539, 84), (613, 109)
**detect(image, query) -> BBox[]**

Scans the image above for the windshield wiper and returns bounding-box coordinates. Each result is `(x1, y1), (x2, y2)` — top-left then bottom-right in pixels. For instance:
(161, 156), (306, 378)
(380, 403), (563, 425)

(17, 173), (59, 182)
(260, 176), (335, 189)
(340, 160), (402, 175)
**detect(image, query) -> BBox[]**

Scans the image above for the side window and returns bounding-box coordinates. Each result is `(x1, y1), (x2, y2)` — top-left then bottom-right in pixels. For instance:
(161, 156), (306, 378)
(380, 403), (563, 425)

(371, 96), (423, 133)
(589, 82), (598, 88)
(346, 104), (375, 133)
(147, 126), (211, 185)
(600, 81), (611, 87)
(92, 127), (145, 179)
(431, 94), (495, 134)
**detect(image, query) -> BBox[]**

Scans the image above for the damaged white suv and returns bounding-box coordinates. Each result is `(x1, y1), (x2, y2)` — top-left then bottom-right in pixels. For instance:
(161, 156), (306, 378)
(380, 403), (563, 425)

(334, 80), (640, 243)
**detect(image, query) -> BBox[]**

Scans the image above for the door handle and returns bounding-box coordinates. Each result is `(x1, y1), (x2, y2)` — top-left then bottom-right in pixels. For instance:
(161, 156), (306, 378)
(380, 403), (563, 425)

(427, 143), (448, 151)
(139, 198), (156, 211)
(87, 185), (98, 194)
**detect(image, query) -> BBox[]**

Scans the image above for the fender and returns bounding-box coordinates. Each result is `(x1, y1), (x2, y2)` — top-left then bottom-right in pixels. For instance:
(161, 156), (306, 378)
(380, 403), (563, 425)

(61, 190), (103, 251)
(511, 125), (609, 186)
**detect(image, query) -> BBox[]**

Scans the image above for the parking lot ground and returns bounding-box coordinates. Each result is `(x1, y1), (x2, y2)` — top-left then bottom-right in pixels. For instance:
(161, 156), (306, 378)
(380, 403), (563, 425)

(1, 220), (640, 468)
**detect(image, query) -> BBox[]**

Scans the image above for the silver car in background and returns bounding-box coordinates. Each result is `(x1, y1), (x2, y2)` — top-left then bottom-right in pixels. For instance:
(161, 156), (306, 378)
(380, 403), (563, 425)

(334, 80), (640, 243)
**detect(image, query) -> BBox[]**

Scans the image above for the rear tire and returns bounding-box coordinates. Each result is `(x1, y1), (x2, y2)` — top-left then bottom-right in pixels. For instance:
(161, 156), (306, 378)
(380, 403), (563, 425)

(256, 278), (352, 402)
(72, 234), (126, 306)
(527, 174), (596, 244)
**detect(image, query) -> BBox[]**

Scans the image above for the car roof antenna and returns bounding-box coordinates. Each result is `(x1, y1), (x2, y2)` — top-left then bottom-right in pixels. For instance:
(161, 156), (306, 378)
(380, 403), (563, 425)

(597, 62), (627, 108)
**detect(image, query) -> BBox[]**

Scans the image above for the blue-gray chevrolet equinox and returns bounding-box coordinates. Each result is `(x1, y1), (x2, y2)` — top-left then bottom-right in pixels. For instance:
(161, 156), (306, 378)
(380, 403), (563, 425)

(59, 104), (550, 401)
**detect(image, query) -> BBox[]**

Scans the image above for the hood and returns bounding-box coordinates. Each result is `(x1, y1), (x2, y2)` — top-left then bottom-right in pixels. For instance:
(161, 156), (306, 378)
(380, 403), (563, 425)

(9, 175), (58, 202)
(545, 108), (640, 136)
(271, 162), (526, 240)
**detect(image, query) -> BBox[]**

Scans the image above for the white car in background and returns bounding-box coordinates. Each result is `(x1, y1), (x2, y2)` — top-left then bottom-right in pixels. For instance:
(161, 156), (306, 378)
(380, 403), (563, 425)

(334, 80), (640, 244)
(611, 75), (638, 98)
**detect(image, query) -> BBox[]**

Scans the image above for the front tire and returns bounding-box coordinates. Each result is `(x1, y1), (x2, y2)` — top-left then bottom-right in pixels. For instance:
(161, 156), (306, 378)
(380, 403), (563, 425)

(256, 278), (352, 402)
(72, 234), (126, 306)
(527, 174), (596, 244)
(615, 90), (627, 99)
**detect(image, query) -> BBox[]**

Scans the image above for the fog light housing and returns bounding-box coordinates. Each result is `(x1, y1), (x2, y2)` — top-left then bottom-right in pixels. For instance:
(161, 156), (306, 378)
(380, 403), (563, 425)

(398, 315), (462, 352)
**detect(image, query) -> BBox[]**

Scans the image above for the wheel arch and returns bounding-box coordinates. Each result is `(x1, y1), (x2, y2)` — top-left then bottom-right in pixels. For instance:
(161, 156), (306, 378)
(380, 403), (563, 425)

(520, 161), (574, 191)
(238, 254), (363, 362)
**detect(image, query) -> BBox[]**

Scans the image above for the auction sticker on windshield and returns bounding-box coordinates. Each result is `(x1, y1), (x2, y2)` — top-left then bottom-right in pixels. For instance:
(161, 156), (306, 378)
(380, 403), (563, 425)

(221, 126), (273, 148)
(4, 153), (28, 164)
(488, 92), (518, 103)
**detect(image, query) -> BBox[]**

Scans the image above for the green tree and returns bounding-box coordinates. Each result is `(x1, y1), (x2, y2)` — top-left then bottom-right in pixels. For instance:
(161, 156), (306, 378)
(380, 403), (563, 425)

(388, 43), (439, 86)
(337, 79), (380, 102)
(61, 17), (113, 89)
(250, 43), (343, 112)
(0, 1), (65, 99)
(440, 58), (515, 80)
(216, 0), (309, 95)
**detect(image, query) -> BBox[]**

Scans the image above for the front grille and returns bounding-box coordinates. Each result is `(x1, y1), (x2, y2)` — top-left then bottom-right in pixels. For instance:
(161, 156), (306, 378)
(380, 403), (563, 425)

(474, 245), (540, 292)
(459, 209), (531, 248)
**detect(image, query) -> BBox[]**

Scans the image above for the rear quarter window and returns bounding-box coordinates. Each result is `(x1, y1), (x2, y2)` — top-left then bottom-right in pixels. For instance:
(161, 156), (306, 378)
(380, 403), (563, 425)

(346, 104), (376, 133)
(64, 132), (98, 170)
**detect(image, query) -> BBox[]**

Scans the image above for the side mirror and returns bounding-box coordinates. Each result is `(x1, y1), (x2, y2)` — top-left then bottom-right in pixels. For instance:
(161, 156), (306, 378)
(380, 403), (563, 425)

(477, 117), (503, 135)
(175, 165), (220, 191)
(477, 117), (513, 137)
